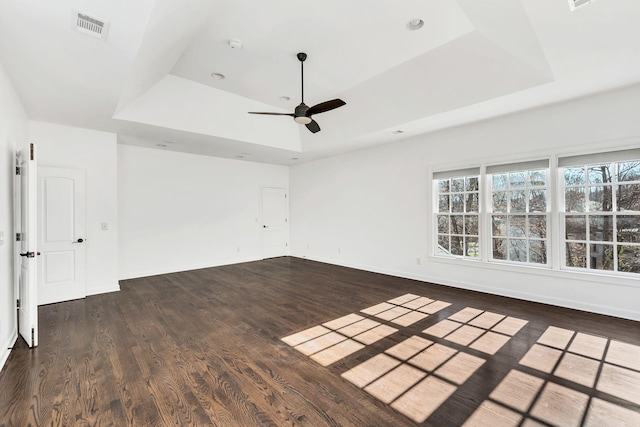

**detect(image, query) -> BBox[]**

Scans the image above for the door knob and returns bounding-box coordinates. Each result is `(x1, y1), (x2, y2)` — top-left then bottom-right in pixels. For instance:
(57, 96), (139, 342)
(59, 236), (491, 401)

(263, 225), (268, 228)
(19, 252), (35, 258)
(73, 238), (84, 243)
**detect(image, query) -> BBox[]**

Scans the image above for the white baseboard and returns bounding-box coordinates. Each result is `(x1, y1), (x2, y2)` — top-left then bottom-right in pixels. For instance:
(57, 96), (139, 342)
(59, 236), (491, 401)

(292, 254), (640, 322)
(0, 331), (18, 373)
(86, 284), (121, 297)
(118, 256), (264, 281)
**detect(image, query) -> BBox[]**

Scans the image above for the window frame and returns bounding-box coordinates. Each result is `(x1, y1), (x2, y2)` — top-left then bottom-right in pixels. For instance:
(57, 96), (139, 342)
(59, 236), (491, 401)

(487, 162), (551, 268)
(433, 171), (481, 260)
(559, 159), (640, 276)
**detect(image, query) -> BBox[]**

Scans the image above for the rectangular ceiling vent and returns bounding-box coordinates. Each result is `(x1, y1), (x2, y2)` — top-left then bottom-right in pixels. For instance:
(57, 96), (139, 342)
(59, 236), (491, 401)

(568, 0), (593, 11)
(75, 12), (109, 41)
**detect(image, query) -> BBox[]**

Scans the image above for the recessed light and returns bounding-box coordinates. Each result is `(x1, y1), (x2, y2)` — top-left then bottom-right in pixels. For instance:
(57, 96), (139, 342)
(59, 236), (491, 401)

(392, 130), (404, 135)
(228, 39), (243, 49)
(236, 155), (245, 159)
(291, 157), (299, 161)
(156, 143), (168, 147)
(280, 96), (290, 101)
(406, 19), (424, 31)
(211, 72), (225, 80)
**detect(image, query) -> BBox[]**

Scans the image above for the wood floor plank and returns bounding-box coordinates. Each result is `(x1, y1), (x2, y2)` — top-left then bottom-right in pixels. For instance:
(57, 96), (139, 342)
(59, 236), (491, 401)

(1, 257), (639, 426)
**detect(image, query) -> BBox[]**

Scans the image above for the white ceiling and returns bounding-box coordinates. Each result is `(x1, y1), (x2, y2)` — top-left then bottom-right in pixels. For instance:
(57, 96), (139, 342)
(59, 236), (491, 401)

(1, 0), (639, 165)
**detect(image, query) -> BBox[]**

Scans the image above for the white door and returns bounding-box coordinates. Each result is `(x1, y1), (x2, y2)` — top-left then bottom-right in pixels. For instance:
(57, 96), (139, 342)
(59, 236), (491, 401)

(261, 187), (289, 258)
(37, 167), (86, 305)
(16, 144), (38, 347)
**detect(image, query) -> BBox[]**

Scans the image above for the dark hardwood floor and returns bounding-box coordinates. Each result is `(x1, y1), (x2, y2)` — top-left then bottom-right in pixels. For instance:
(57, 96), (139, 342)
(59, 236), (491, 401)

(1, 257), (639, 426)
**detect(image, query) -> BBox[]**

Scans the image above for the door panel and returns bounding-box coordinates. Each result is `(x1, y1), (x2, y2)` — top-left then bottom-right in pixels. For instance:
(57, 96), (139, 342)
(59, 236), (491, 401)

(38, 167), (86, 305)
(261, 187), (289, 259)
(17, 144), (38, 347)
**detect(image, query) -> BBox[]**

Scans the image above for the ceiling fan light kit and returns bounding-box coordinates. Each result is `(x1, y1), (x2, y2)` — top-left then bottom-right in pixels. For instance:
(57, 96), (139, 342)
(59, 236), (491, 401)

(248, 52), (346, 133)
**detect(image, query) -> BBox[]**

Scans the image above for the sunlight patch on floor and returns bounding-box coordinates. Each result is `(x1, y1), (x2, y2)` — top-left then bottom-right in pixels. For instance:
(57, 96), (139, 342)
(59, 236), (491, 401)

(282, 294), (640, 425)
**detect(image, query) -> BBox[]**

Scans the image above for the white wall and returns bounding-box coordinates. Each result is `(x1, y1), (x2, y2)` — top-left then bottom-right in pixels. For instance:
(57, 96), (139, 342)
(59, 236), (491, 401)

(118, 145), (289, 279)
(0, 60), (28, 370)
(29, 122), (119, 297)
(291, 83), (640, 322)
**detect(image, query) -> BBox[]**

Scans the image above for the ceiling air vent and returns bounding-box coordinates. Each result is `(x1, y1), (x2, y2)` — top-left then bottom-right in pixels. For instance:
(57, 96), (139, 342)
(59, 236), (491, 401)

(75, 12), (109, 41)
(568, 0), (593, 11)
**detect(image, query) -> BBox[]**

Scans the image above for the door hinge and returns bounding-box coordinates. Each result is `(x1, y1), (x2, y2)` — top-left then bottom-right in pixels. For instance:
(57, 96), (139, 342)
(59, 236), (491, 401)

(16, 166), (20, 175)
(31, 328), (35, 347)
(16, 233), (22, 241)
(16, 299), (20, 309)
(30, 143), (35, 161)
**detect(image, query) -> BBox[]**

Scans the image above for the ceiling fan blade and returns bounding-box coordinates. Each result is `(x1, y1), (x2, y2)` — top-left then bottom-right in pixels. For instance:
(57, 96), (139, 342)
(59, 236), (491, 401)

(306, 99), (346, 116)
(248, 112), (294, 116)
(306, 119), (320, 133)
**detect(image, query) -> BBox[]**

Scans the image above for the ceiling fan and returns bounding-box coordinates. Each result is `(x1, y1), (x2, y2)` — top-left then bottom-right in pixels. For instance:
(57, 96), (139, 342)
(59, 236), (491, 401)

(248, 52), (346, 133)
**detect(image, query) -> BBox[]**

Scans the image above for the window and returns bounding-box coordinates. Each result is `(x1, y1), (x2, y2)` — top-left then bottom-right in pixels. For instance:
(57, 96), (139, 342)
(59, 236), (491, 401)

(434, 168), (480, 259)
(488, 160), (549, 265)
(432, 149), (640, 278)
(560, 153), (640, 274)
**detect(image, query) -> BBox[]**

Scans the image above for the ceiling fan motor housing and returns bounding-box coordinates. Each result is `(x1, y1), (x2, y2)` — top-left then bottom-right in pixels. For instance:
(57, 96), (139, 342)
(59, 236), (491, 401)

(294, 103), (309, 117)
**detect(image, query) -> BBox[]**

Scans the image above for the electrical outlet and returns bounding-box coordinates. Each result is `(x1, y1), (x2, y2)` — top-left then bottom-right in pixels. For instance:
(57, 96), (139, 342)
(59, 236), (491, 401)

(416, 257), (421, 265)
(101, 222), (108, 231)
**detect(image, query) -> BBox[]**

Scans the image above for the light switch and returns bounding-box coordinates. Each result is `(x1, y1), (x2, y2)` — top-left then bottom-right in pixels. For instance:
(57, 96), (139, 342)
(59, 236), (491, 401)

(101, 222), (108, 231)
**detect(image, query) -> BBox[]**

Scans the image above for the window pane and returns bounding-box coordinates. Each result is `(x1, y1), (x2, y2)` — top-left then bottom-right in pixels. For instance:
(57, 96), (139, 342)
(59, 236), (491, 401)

(565, 187), (586, 212)
(566, 243), (587, 268)
(589, 244), (614, 270)
(466, 193), (479, 212)
(438, 179), (450, 193)
(451, 194), (464, 212)
(450, 215), (464, 235)
(588, 165), (612, 184)
(492, 215), (507, 237)
(466, 177), (479, 191)
(492, 238), (507, 260)
(492, 174), (508, 190)
(617, 216), (640, 243)
(437, 215), (449, 234)
(564, 167), (585, 186)
(589, 186), (613, 211)
(565, 215), (587, 240)
(509, 239), (527, 262)
(493, 192), (507, 212)
(451, 236), (464, 255)
(509, 171), (526, 188)
(465, 215), (478, 236)
(529, 190), (546, 212)
(589, 215), (614, 241)
(439, 195), (450, 212)
(509, 215), (526, 237)
(510, 190), (526, 212)
(528, 215), (547, 239)
(465, 237), (479, 258)
(617, 161), (640, 182)
(618, 245), (640, 273)
(617, 184), (640, 212)
(529, 170), (546, 187)
(529, 240), (547, 264)
(438, 235), (450, 254)
(452, 178), (465, 192)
